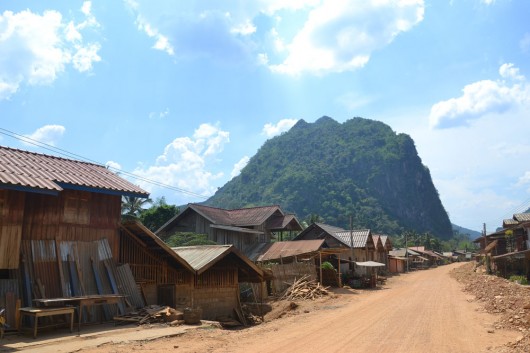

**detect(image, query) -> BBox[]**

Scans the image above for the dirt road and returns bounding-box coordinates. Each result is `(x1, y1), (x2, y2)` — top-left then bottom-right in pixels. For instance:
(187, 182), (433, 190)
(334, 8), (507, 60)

(75, 263), (522, 353)
(10, 264), (521, 353)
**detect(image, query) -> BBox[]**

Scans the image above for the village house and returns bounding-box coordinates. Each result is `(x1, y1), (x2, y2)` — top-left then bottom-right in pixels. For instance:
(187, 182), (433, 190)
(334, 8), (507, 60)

(0, 146), (262, 335)
(155, 203), (303, 251)
(293, 222), (376, 277)
(170, 244), (263, 320)
(474, 213), (530, 278)
(372, 234), (392, 267)
(0, 146), (152, 330)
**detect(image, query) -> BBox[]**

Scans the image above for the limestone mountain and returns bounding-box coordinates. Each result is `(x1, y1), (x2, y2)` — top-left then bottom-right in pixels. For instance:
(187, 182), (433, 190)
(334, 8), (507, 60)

(206, 116), (453, 239)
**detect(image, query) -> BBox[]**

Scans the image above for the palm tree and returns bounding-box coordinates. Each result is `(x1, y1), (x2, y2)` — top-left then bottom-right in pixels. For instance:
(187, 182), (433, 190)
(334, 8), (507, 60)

(121, 196), (152, 217)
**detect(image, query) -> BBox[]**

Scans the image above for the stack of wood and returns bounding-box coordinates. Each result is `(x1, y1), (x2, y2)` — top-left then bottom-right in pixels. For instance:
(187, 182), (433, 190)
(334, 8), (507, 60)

(114, 305), (184, 325)
(280, 276), (329, 301)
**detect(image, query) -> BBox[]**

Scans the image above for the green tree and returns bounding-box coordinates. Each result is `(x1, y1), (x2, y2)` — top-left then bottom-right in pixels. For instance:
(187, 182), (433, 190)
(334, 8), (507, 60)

(121, 196), (152, 217)
(166, 232), (217, 247)
(139, 197), (180, 232)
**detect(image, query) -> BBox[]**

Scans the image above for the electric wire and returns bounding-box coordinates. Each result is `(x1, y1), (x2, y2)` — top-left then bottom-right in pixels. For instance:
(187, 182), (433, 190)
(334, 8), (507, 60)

(0, 127), (208, 199)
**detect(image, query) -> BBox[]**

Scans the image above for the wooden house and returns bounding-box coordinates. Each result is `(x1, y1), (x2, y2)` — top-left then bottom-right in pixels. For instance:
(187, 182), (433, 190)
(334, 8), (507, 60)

(474, 213), (530, 278)
(293, 223), (376, 276)
(156, 203), (303, 251)
(372, 235), (388, 266)
(171, 245), (263, 320)
(0, 146), (152, 328)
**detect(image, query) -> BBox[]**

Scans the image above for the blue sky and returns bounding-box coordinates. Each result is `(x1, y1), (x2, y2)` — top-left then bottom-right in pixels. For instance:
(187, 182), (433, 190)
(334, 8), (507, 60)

(1, 0), (529, 233)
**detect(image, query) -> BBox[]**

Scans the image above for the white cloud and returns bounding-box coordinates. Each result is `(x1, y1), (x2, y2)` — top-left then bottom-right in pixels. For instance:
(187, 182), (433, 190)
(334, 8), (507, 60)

(0, 4), (101, 100)
(132, 123), (230, 201)
(24, 125), (66, 146)
(262, 118), (298, 137)
(480, 0), (495, 5)
(231, 156), (250, 178)
(125, 1), (423, 75)
(269, 0), (425, 75)
(429, 63), (530, 129)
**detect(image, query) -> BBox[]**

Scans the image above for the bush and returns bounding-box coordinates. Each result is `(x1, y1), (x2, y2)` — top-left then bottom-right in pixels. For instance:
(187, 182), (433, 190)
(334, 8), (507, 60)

(321, 261), (335, 270)
(508, 275), (528, 285)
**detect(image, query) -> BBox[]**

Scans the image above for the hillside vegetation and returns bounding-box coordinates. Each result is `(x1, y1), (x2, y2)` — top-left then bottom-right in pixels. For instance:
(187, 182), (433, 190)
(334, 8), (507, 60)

(207, 117), (453, 239)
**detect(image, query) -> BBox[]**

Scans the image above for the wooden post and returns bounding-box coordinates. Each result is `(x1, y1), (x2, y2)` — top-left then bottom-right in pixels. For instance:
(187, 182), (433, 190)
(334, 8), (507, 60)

(319, 251), (323, 285)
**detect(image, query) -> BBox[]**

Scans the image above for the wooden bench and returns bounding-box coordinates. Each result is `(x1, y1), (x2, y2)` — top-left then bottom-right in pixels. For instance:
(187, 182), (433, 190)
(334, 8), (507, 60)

(18, 307), (75, 338)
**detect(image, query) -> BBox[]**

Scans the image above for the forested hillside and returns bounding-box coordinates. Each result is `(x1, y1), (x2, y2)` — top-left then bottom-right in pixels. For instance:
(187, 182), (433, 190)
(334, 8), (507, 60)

(206, 117), (453, 239)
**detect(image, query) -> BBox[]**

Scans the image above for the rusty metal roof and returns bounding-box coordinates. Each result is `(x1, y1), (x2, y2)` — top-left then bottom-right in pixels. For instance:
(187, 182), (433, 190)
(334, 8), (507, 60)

(158, 203), (301, 234)
(0, 145), (148, 197)
(190, 204), (285, 226)
(247, 239), (326, 262)
(267, 214), (303, 231)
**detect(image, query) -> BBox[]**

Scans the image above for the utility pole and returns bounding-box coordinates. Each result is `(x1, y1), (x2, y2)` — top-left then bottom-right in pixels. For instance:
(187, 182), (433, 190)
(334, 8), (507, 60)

(405, 231), (409, 272)
(350, 216), (354, 275)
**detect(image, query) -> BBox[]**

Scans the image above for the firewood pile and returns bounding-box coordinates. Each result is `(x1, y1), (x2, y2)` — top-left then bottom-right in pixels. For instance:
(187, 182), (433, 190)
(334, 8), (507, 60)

(280, 275), (329, 301)
(114, 305), (184, 326)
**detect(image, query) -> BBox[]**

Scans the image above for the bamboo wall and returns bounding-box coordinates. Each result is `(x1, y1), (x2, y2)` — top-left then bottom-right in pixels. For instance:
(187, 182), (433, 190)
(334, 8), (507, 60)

(265, 262), (316, 294)
(119, 231), (191, 285)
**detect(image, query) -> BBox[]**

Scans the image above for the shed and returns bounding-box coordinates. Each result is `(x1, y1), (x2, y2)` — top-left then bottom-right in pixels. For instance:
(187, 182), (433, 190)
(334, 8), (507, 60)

(172, 245), (263, 320)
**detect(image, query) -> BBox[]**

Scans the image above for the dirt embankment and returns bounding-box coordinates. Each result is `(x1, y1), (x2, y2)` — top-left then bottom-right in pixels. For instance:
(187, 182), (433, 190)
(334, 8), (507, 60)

(451, 262), (530, 353)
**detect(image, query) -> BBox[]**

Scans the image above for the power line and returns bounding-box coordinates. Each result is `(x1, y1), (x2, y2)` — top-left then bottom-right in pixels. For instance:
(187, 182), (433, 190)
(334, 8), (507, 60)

(0, 127), (208, 199)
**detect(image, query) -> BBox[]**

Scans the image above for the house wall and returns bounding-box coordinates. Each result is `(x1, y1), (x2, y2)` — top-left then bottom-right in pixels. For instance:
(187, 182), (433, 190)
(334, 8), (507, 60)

(1, 189), (121, 269)
(19, 189), (122, 258)
(0, 190), (25, 269)
(389, 258), (405, 273)
(172, 267), (239, 320)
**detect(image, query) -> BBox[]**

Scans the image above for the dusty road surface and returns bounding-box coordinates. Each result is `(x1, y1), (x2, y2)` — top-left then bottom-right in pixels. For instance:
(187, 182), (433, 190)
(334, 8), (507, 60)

(26, 263), (522, 353)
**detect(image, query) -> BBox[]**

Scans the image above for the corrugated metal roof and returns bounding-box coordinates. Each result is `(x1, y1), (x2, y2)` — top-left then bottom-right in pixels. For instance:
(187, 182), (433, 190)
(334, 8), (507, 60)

(0, 145), (148, 197)
(334, 230), (372, 248)
(172, 245), (232, 272)
(172, 244), (264, 281)
(256, 239), (325, 262)
(514, 213), (530, 222)
(267, 214), (303, 230)
(191, 204), (282, 226)
(503, 218), (518, 227)
(372, 235), (384, 250)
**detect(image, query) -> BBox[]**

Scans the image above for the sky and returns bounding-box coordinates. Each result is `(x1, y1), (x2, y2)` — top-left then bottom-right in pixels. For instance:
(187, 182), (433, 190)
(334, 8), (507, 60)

(1, 0), (529, 234)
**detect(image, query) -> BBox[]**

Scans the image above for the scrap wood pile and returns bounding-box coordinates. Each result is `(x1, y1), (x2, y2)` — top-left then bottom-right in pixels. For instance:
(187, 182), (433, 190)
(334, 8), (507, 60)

(114, 305), (184, 326)
(280, 275), (329, 301)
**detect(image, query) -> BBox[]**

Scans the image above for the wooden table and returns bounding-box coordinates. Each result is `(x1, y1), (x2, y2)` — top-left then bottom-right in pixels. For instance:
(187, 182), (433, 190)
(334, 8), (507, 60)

(33, 294), (125, 331)
(19, 306), (75, 338)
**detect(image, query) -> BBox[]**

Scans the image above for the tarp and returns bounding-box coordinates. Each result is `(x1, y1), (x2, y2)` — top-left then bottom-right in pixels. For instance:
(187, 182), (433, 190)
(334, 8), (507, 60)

(355, 261), (386, 267)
